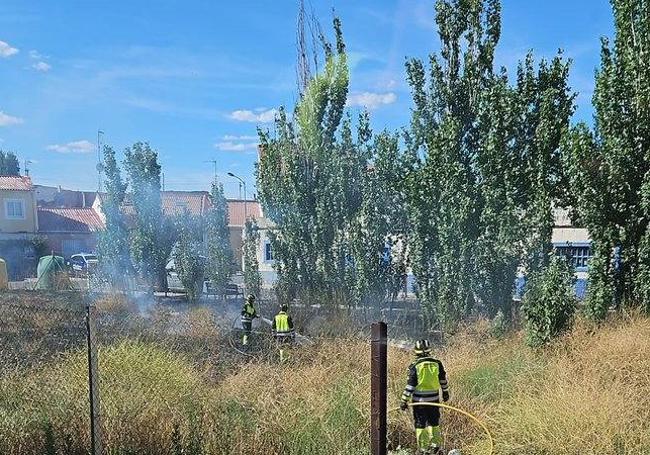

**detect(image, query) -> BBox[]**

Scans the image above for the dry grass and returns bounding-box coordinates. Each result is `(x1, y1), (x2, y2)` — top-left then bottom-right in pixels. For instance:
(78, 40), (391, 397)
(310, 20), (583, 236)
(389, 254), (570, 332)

(1, 299), (649, 454)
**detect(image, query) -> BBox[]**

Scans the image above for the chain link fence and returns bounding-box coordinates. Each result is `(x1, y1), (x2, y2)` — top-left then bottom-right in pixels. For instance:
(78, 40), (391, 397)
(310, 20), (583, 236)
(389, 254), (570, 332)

(1, 290), (413, 454)
(0, 291), (89, 455)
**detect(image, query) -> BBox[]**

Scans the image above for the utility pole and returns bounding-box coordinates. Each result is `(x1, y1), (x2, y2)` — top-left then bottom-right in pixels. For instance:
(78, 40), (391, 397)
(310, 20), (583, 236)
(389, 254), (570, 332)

(204, 160), (218, 184)
(227, 172), (247, 220)
(97, 130), (104, 192)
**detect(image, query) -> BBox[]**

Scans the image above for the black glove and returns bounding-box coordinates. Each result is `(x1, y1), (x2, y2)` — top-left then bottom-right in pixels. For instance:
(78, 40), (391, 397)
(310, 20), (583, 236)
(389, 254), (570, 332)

(442, 391), (450, 402)
(400, 401), (409, 411)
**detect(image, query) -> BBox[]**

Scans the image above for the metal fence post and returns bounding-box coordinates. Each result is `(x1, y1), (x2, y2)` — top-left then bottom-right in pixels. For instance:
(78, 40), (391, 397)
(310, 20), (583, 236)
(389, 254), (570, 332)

(371, 321), (388, 455)
(86, 304), (102, 455)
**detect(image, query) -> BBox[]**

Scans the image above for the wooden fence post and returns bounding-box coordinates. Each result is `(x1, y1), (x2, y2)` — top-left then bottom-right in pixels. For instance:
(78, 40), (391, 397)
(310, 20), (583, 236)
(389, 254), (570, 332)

(371, 321), (388, 455)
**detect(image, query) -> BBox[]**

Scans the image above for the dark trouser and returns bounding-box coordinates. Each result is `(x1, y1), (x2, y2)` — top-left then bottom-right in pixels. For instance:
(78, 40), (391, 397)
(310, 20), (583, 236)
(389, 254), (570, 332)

(241, 321), (252, 345)
(242, 321), (252, 333)
(412, 404), (442, 450)
(413, 405), (440, 429)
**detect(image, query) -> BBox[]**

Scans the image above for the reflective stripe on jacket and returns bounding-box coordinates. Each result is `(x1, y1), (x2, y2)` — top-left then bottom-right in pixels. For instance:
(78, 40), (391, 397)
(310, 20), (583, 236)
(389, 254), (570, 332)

(241, 303), (257, 323)
(401, 356), (449, 403)
(272, 311), (294, 337)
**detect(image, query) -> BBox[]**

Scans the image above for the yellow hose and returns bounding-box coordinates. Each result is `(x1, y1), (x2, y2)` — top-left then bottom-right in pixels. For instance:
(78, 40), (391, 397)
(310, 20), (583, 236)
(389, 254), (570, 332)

(390, 402), (494, 455)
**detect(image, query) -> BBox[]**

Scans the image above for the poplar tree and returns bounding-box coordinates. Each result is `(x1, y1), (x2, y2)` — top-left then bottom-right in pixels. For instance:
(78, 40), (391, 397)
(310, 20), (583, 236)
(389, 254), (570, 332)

(243, 219), (262, 299)
(98, 145), (131, 286)
(257, 17), (352, 304)
(405, 0), (573, 330)
(124, 142), (175, 291)
(564, 0), (650, 319)
(205, 180), (234, 295)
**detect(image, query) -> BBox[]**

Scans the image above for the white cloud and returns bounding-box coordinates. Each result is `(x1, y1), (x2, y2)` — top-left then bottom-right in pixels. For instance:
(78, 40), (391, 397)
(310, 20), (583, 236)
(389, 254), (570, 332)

(214, 135), (259, 152)
(46, 140), (95, 154)
(0, 40), (19, 58)
(223, 134), (258, 141)
(346, 92), (397, 110)
(228, 108), (277, 123)
(29, 50), (42, 59)
(0, 111), (24, 126)
(32, 61), (51, 72)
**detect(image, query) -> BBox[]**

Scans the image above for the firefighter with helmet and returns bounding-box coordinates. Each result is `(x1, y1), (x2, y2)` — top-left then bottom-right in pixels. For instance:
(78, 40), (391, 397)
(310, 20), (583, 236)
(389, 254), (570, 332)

(272, 303), (295, 362)
(240, 294), (258, 347)
(400, 339), (450, 454)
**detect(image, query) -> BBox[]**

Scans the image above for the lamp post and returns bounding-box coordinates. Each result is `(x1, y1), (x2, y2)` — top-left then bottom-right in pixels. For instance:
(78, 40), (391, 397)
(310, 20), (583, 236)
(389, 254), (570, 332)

(227, 172), (247, 221)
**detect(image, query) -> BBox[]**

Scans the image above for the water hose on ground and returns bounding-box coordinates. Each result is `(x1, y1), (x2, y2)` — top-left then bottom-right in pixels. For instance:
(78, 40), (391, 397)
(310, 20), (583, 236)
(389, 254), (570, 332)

(389, 402), (494, 455)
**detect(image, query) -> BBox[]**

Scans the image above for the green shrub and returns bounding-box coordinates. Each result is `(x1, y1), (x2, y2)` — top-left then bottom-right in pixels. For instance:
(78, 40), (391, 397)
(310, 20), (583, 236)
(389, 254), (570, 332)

(522, 254), (577, 347)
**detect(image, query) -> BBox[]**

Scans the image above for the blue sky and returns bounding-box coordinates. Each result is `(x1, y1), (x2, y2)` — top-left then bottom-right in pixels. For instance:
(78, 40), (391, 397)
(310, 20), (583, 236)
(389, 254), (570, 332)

(0, 0), (614, 197)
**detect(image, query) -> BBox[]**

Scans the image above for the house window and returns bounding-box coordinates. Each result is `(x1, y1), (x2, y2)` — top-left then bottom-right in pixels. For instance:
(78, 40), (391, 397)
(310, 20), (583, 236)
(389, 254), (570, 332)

(556, 245), (591, 269)
(264, 241), (274, 262)
(5, 199), (25, 220)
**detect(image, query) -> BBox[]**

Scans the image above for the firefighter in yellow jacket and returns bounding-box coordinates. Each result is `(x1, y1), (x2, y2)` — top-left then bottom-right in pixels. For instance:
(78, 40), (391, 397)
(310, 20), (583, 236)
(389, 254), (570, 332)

(240, 294), (258, 347)
(271, 303), (294, 362)
(400, 339), (450, 454)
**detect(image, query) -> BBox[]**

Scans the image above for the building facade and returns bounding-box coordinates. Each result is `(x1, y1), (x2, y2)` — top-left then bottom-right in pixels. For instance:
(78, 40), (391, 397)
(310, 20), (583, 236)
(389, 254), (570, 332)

(0, 176), (39, 279)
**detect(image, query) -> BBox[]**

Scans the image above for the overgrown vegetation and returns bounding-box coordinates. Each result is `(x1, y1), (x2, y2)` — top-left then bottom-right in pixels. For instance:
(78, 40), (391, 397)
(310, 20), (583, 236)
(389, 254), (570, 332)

(521, 254), (577, 346)
(1, 295), (648, 454)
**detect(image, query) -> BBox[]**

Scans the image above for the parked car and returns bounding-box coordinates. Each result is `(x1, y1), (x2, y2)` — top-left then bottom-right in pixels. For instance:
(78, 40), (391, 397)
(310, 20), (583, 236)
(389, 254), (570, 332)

(68, 253), (98, 275)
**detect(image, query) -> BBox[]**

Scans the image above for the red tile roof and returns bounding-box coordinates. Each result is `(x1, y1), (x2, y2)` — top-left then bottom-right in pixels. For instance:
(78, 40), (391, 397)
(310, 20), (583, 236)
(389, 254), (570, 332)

(227, 200), (261, 226)
(0, 175), (33, 191)
(162, 191), (212, 217)
(38, 208), (105, 233)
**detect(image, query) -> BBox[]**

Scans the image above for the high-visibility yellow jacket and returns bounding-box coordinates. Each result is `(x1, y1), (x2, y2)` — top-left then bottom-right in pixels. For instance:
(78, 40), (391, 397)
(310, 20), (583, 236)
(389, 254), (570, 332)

(241, 302), (257, 323)
(401, 356), (449, 403)
(272, 311), (295, 338)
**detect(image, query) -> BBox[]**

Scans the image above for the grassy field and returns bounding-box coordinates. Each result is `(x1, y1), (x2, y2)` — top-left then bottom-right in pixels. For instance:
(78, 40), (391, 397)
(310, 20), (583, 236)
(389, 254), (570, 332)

(1, 293), (649, 454)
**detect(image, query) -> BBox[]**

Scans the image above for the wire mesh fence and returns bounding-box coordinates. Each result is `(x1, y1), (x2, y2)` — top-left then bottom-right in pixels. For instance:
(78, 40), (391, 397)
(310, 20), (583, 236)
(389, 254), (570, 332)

(0, 290), (417, 454)
(0, 291), (90, 455)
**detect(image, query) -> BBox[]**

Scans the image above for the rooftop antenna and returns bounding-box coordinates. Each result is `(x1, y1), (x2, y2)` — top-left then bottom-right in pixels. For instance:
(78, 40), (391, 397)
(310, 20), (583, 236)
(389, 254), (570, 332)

(96, 129), (105, 192)
(24, 159), (33, 176)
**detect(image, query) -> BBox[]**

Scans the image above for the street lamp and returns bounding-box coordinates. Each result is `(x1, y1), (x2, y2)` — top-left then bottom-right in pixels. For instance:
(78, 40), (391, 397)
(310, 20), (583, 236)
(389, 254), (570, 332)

(227, 172), (247, 221)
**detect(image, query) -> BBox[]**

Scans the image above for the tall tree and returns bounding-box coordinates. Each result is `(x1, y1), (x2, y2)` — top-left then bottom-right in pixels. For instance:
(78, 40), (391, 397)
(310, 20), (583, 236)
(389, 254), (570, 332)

(257, 17), (354, 304)
(564, 0), (650, 319)
(405, 0), (574, 330)
(0, 151), (20, 176)
(174, 214), (205, 302)
(124, 142), (175, 291)
(205, 180), (234, 295)
(97, 145), (131, 286)
(404, 0), (501, 330)
(243, 219), (262, 299)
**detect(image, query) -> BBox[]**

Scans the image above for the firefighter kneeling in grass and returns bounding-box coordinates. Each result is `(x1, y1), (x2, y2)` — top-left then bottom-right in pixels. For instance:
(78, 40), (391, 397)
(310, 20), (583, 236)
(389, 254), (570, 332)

(240, 294), (258, 347)
(272, 303), (294, 362)
(400, 339), (450, 455)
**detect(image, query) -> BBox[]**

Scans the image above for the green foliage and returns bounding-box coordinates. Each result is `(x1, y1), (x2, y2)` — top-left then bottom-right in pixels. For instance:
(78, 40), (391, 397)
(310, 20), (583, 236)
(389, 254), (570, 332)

(124, 142), (176, 291)
(174, 215), (205, 302)
(522, 254), (577, 347)
(563, 0), (650, 319)
(243, 219), (262, 299)
(205, 181), (234, 295)
(404, 0), (573, 331)
(98, 145), (132, 286)
(0, 150), (20, 176)
(258, 18), (406, 308)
